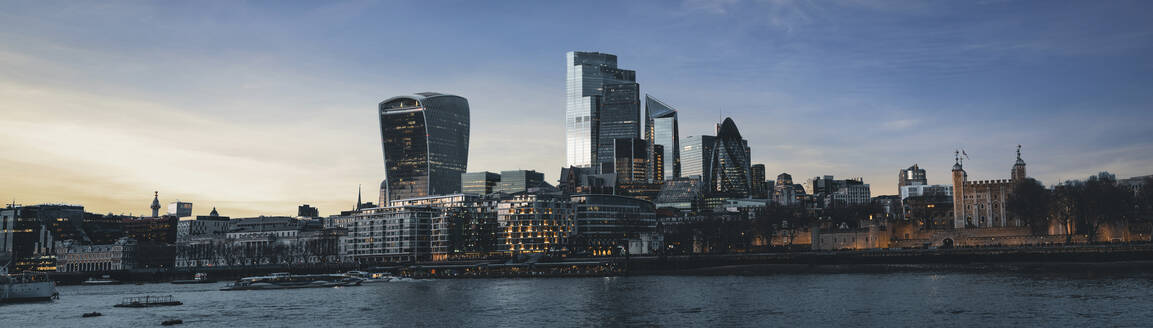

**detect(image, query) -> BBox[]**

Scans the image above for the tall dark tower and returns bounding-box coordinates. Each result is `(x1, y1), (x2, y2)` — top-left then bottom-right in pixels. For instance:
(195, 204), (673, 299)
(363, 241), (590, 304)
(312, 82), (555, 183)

(1011, 145), (1027, 182)
(710, 117), (752, 197)
(379, 93), (470, 202)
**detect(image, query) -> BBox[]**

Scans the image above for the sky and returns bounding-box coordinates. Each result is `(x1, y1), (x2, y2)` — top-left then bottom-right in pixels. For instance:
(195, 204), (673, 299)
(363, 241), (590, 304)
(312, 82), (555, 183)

(1, 0), (1151, 217)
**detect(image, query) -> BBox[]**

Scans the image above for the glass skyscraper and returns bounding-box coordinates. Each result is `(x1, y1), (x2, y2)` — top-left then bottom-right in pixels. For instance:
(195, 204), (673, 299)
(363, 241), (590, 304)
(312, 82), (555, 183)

(680, 135), (716, 187)
(645, 95), (680, 182)
(565, 51), (637, 172)
(711, 117), (752, 197)
(378, 92), (470, 202)
(461, 171), (500, 195)
(498, 170), (545, 194)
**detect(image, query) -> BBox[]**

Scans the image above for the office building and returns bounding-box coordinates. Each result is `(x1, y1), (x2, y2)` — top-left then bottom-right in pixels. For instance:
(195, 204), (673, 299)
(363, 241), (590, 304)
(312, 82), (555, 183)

(379, 92), (470, 203)
(565, 51), (638, 172)
(710, 118), (752, 197)
(750, 164), (767, 199)
(498, 170), (545, 194)
(899, 164), (928, 188)
(168, 201), (192, 218)
(681, 135), (716, 187)
(497, 193), (572, 255)
(461, 172), (501, 195)
(645, 95), (680, 182)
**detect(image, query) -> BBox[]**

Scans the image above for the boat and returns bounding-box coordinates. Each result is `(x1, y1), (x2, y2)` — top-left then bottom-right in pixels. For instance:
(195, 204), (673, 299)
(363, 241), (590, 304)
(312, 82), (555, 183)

(344, 271), (397, 283)
(82, 275), (122, 285)
(172, 273), (215, 284)
(220, 273), (363, 291)
(1, 265), (58, 302)
(114, 295), (183, 307)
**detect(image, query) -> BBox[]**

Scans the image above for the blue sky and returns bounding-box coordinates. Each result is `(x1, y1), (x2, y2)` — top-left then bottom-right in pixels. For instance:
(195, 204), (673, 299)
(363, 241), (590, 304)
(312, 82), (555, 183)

(1, 0), (1151, 216)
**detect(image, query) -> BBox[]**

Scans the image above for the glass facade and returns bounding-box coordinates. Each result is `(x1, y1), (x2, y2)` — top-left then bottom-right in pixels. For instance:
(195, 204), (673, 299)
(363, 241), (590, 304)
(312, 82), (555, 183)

(565, 51), (636, 171)
(711, 118), (752, 197)
(498, 170), (545, 194)
(461, 171), (500, 195)
(645, 95), (680, 182)
(597, 82), (641, 172)
(379, 93), (470, 202)
(570, 194), (656, 256)
(613, 138), (648, 183)
(680, 135), (716, 187)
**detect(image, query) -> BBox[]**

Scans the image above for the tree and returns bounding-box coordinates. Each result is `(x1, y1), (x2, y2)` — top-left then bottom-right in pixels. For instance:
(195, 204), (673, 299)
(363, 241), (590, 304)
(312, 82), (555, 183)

(1007, 178), (1052, 235)
(1050, 183), (1081, 244)
(1078, 175), (1135, 243)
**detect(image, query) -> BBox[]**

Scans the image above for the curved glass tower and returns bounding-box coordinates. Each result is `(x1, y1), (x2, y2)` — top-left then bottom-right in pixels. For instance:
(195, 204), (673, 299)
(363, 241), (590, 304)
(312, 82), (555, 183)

(710, 117), (752, 197)
(379, 92), (470, 203)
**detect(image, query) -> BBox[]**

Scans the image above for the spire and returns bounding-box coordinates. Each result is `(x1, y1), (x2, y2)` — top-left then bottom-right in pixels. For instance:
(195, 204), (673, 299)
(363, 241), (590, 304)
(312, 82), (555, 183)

(209, 207), (219, 217)
(356, 184), (363, 209)
(150, 191), (161, 218)
(1015, 144), (1025, 166)
(952, 150), (963, 171)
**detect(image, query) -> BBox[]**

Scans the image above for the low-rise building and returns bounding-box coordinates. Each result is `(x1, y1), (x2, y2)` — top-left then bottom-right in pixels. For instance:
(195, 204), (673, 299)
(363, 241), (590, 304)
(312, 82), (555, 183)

(54, 237), (137, 272)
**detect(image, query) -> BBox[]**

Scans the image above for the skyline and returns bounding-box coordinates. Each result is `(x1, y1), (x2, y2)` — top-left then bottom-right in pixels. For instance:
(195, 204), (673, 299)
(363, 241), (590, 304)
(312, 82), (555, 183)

(2, 1), (1152, 217)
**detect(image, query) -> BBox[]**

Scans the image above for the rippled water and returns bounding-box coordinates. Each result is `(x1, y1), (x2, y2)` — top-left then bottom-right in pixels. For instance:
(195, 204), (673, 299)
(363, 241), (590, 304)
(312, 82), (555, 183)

(4, 270), (1153, 327)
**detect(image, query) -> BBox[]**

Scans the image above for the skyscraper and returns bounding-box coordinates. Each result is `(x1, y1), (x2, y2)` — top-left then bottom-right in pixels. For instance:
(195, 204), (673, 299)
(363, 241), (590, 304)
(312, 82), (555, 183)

(681, 135), (716, 187)
(645, 95), (680, 182)
(710, 118), (752, 197)
(750, 164), (767, 199)
(597, 82), (641, 173)
(565, 51), (638, 172)
(498, 170), (545, 194)
(379, 92), (470, 202)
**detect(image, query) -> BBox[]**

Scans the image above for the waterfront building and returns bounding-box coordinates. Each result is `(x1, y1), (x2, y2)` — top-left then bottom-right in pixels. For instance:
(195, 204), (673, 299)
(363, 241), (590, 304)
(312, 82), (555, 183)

(497, 193), (572, 255)
(710, 118), (752, 197)
(328, 206), (436, 263)
(461, 171), (501, 195)
(951, 146), (1027, 228)
(571, 194), (657, 256)
(176, 219), (343, 268)
(168, 201), (193, 219)
(645, 95), (680, 182)
(54, 237), (136, 273)
(389, 194), (502, 261)
(176, 211), (230, 242)
(750, 164), (768, 199)
(899, 164), (928, 188)
(298, 204), (319, 218)
(680, 135), (716, 187)
(378, 92), (470, 203)
(498, 170), (545, 194)
(0, 204), (86, 271)
(565, 51), (638, 171)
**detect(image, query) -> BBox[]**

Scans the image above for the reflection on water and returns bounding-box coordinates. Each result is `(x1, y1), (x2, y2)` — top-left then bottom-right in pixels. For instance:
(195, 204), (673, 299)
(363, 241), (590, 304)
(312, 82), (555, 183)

(3, 270), (1153, 327)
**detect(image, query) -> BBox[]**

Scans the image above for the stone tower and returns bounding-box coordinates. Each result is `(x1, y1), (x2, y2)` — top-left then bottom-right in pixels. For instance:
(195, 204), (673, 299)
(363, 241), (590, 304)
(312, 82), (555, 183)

(1011, 145), (1026, 182)
(150, 191), (161, 218)
(951, 151), (967, 228)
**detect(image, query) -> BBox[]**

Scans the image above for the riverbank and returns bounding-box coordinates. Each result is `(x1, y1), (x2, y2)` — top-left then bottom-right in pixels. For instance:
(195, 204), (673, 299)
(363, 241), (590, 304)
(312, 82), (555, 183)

(44, 244), (1153, 282)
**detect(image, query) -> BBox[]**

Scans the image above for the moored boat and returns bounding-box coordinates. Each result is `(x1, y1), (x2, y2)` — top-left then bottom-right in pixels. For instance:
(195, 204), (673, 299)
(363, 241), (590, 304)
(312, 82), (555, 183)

(1, 265), (58, 302)
(82, 275), (121, 285)
(221, 273), (363, 291)
(114, 295), (183, 307)
(172, 272), (215, 284)
(345, 271), (397, 283)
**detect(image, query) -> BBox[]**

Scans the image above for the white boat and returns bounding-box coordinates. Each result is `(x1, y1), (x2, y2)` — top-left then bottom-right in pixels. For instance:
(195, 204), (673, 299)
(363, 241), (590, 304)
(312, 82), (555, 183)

(344, 271), (397, 283)
(82, 275), (121, 285)
(221, 273), (363, 291)
(1, 265), (58, 302)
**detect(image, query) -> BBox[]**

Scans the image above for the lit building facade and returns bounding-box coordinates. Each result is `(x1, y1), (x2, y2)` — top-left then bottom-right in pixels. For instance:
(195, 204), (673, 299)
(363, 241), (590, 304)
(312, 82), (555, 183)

(612, 138), (649, 182)
(750, 164), (767, 199)
(570, 194), (656, 256)
(328, 206), (436, 263)
(645, 95), (680, 182)
(565, 51), (637, 171)
(498, 170), (545, 194)
(497, 194), (572, 255)
(461, 171), (501, 195)
(899, 164), (928, 188)
(378, 92), (470, 203)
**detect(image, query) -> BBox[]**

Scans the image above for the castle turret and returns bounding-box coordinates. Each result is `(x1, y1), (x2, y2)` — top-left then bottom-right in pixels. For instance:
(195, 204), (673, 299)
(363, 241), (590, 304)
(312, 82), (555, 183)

(952, 151), (967, 228)
(1011, 145), (1026, 182)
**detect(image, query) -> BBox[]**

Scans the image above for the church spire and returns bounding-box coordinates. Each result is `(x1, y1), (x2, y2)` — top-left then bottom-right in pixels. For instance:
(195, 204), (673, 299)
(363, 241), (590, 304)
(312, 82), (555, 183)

(356, 184), (362, 210)
(209, 207), (219, 217)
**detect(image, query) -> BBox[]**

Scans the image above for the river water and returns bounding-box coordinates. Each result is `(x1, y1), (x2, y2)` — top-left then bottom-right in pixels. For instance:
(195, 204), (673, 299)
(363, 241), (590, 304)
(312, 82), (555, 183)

(3, 269), (1152, 327)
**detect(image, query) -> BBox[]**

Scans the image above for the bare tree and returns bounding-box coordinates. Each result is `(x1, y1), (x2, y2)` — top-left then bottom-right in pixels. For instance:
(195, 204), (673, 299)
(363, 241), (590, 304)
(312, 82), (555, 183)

(1007, 178), (1052, 235)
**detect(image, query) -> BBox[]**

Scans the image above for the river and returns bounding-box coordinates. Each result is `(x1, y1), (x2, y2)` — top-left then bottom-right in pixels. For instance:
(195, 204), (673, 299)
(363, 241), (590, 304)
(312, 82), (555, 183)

(3, 269), (1152, 327)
